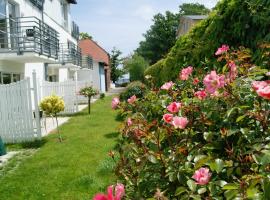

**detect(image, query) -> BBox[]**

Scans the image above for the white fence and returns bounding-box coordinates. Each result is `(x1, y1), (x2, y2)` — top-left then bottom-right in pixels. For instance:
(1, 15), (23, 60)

(40, 80), (92, 114)
(0, 76), (41, 143)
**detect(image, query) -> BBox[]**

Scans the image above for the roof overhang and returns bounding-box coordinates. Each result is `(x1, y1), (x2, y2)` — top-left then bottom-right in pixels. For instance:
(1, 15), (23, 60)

(66, 0), (77, 4)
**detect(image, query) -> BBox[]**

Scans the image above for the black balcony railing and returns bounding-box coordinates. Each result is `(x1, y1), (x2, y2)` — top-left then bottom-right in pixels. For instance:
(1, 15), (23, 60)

(59, 43), (82, 67)
(82, 55), (93, 69)
(71, 21), (79, 40)
(29, 0), (44, 10)
(0, 16), (59, 59)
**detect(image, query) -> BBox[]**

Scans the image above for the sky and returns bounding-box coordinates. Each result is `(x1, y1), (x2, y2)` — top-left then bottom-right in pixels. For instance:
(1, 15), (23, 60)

(72, 0), (219, 56)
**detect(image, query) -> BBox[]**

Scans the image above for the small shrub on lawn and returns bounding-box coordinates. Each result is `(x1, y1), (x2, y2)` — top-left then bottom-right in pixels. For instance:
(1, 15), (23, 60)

(119, 81), (147, 101)
(112, 45), (270, 199)
(79, 86), (98, 114)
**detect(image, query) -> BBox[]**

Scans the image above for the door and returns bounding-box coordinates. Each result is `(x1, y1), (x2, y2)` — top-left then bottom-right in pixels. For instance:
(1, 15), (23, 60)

(99, 63), (106, 93)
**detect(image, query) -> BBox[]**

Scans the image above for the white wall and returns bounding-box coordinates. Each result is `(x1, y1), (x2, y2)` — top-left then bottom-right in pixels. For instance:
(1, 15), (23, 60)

(77, 69), (93, 84)
(0, 60), (24, 75)
(91, 61), (101, 91)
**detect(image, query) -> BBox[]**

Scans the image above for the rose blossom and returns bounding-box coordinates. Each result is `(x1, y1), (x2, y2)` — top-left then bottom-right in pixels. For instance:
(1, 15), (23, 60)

(228, 61), (237, 81)
(252, 81), (270, 100)
(161, 81), (174, 90)
(180, 66), (193, 80)
(215, 44), (230, 55)
(93, 184), (125, 200)
(172, 116), (188, 129)
(192, 167), (211, 185)
(193, 78), (200, 85)
(194, 90), (207, 100)
(203, 71), (225, 94)
(167, 102), (182, 113)
(163, 114), (173, 124)
(127, 95), (137, 104)
(111, 97), (120, 109)
(127, 118), (132, 126)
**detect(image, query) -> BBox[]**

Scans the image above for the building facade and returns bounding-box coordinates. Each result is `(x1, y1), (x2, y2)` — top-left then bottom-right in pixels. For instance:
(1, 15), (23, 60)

(0, 0), (82, 84)
(79, 39), (111, 93)
(176, 15), (207, 38)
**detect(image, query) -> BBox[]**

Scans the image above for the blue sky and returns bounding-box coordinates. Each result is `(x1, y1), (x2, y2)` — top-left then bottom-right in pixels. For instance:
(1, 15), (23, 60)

(72, 0), (219, 56)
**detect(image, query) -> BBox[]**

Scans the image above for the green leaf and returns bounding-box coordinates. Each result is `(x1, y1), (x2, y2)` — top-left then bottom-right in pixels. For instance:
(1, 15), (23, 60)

(224, 190), (238, 200)
(203, 132), (213, 141)
(147, 155), (157, 164)
(215, 159), (224, 173)
(198, 188), (207, 194)
(190, 194), (201, 200)
(223, 183), (238, 190)
(187, 179), (197, 192)
(236, 115), (247, 122)
(175, 187), (187, 196)
(247, 187), (259, 199)
(195, 156), (211, 169)
(263, 179), (270, 199)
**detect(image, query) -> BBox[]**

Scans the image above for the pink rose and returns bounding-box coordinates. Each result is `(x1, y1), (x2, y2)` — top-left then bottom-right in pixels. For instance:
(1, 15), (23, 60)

(203, 71), (225, 94)
(180, 66), (193, 80)
(167, 102), (182, 113)
(192, 167), (211, 185)
(252, 81), (270, 100)
(215, 44), (230, 55)
(127, 95), (137, 104)
(161, 81), (174, 90)
(127, 118), (132, 126)
(194, 90), (207, 100)
(172, 116), (188, 129)
(193, 78), (200, 85)
(257, 86), (270, 100)
(228, 61), (237, 81)
(266, 72), (270, 76)
(111, 97), (120, 109)
(93, 184), (125, 200)
(163, 114), (173, 124)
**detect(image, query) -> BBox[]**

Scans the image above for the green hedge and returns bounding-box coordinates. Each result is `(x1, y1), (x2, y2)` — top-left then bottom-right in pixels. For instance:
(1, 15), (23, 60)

(119, 81), (147, 101)
(145, 0), (270, 86)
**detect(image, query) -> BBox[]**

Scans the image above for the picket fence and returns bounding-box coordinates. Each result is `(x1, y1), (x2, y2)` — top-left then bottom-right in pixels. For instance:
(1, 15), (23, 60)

(0, 75), (41, 143)
(0, 72), (93, 143)
(40, 80), (92, 114)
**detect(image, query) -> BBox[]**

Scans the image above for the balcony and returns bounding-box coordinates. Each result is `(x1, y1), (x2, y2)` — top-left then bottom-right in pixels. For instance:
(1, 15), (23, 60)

(71, 21), (79, 40)
(81, 55), (93, 69)
(58, 43), (82, 68)
(0, 16), (59, 63)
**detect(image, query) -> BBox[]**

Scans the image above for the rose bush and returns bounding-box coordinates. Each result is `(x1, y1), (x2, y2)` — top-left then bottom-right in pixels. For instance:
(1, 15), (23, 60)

(112, 45), (270, 199)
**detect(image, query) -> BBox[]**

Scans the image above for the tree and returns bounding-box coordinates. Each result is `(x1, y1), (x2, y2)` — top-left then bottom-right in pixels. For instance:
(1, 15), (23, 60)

(136, 3), (211, 65)
(136, 11), (179, 65)
(179, 3), (210, 15)
(80, 32), (92, 40)
(110, 47), (124, 83)
(79, 86), (98, 114)
(124, 54), (149, 82)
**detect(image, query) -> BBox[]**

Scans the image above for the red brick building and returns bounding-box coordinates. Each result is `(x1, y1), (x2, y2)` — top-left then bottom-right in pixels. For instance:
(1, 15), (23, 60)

(79, 39), (111, 91)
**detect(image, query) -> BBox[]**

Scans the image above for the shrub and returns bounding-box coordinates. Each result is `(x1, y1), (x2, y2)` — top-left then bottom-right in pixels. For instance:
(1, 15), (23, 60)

(79, 86), (98, 114)
(146, 0), (270, 86)
(113, 46), (270, 199)
(119, 81), (147, 101)
(40, 94), (65, 142)
(100, 93), (105, 99)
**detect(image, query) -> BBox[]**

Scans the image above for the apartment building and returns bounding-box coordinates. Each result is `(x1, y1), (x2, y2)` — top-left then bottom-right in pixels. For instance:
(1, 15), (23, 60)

(0, 0), (85, 84)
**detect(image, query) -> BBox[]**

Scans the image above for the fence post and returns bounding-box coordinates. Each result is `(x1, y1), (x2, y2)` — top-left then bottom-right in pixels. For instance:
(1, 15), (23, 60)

(32, 70), (42, 139)
(75, 70), (79, 112)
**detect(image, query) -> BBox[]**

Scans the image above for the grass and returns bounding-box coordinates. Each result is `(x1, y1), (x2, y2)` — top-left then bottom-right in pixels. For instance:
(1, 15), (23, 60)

(0, 96), (121, 200)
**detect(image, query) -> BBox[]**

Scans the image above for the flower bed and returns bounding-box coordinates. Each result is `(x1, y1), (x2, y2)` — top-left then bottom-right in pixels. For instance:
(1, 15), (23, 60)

(111, 45), (270, 199)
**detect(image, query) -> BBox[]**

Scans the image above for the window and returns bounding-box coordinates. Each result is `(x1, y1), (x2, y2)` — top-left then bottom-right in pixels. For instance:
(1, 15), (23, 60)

(61, 0), (68, 29)
(0, 71), (21, 84)
(71, 21), (79, 40)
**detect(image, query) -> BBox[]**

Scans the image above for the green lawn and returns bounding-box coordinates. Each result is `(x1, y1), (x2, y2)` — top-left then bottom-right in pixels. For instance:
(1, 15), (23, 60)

(0, 96), (120, 200)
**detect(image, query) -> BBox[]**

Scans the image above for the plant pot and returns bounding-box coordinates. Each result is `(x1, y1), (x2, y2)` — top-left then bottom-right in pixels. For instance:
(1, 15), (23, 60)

(0, 137), (6, 156)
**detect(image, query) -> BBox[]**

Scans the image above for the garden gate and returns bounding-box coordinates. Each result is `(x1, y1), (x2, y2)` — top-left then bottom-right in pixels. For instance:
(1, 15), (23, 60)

(0, 73), (41, 143)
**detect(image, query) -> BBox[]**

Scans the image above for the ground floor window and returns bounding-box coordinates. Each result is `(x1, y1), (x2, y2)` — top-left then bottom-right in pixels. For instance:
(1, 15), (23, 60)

(0, 71), (21, 84)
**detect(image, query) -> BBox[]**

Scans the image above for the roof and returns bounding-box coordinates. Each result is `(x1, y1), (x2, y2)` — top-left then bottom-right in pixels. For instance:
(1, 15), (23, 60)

(66, 0), (77, 4)
(79, 39), (110, 66)
(182, 15), (208, 20)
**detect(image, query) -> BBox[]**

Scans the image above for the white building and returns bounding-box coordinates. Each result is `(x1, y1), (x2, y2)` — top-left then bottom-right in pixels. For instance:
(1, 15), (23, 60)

(0, 0), (89, 84)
